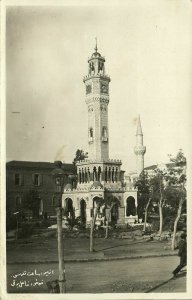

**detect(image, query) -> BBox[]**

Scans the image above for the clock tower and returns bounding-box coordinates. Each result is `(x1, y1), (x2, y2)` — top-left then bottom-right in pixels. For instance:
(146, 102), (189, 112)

(83, 42), (110, 161)
(63, 42), (138, 228)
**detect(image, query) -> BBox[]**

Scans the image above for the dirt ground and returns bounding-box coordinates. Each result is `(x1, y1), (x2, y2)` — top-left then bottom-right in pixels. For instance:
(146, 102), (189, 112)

(5, 234), (187, 293)
(6, 256), (186, 293)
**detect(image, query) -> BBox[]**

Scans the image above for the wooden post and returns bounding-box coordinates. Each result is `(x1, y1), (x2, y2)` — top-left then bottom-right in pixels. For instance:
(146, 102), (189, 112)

(56, 207), (66, 293)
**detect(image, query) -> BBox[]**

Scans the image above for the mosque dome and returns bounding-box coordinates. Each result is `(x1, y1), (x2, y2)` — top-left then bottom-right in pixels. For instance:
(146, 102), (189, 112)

(91, 51), (101, 58)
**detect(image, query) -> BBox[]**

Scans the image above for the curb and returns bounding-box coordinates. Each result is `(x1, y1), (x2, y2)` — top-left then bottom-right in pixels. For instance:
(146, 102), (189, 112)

(7, 252), (177, 265)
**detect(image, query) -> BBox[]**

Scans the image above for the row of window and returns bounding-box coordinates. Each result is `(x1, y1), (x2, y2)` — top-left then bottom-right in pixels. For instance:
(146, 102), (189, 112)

(14, 195), (58, 208)
(89, 127), (108, 140)
(78, 166), (119, 183)
(13, 174), (69, 187)
(14, 173), (42, 186)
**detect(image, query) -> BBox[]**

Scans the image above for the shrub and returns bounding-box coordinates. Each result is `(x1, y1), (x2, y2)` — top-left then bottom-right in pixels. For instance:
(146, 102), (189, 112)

(41, 219), (52, 228)
(163, 216), (174, 231)
(18, 222), (35, 238)
(6, 214), (17, 232)
(150, 219), (159, 232)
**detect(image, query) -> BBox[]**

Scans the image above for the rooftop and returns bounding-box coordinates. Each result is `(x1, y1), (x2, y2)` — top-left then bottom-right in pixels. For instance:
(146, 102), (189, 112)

(6, 160), (75, 172)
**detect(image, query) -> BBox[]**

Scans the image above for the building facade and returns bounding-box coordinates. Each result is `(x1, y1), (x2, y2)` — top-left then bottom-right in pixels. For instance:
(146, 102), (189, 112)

(6, 161), (75, 218)
(62, 44), (139, 226)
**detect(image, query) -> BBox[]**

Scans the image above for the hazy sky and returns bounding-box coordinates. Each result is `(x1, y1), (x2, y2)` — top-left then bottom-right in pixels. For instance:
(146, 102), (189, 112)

(6, 2), (192, 173)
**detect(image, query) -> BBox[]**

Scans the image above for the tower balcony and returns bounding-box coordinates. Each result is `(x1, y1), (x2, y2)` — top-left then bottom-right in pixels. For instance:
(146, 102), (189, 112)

(134, 145), (146, 155)
(76, 158), (122, 166)
(83, 74), (111, 83)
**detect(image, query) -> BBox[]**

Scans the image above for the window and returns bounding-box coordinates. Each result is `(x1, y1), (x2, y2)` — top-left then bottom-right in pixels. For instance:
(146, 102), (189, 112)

(90, 128), (93, 137)
(33, 174), (41, 186)
(15, 196), (22, 208)
(15, 173), (22, 186)
(89, 128), (93, 142)
(102, 127), (108, 142)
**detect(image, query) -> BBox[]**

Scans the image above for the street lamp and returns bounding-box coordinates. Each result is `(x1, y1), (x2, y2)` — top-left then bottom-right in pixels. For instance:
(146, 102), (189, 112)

(51, 161), (66, 293)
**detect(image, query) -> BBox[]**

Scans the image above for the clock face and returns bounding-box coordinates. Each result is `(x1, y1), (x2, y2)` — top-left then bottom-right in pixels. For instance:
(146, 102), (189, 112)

(86, 84), (92, 94)
(100, 83), (108, 94)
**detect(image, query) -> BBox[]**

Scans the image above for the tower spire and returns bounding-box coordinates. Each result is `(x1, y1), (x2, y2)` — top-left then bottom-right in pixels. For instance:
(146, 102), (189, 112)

(134, 115), (146, 175)
(136, 115), (143, 135)
(94, 37), (98, 53)
(84, 42), (110, 161)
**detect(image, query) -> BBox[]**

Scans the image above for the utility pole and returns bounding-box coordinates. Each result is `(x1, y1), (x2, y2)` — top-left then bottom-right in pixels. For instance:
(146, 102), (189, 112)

(52, 161), (66, 293)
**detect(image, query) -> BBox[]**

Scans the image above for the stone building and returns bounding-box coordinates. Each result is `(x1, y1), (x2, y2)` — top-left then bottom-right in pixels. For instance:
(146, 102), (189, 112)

(6, 161), (75, 218)
(62, 44), (142, 226)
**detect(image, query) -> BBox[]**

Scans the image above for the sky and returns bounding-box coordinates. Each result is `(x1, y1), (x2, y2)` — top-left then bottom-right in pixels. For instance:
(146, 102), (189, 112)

(6, 2), (192, 173)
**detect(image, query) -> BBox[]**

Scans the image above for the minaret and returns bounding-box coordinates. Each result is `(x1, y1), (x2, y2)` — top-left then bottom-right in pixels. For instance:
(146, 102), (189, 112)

(134, 115), (146, 175)
(83, 40), (110, 161)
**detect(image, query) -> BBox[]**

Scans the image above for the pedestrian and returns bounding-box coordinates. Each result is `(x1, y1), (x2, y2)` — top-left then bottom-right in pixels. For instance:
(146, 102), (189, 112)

(172, 232), (187, 277)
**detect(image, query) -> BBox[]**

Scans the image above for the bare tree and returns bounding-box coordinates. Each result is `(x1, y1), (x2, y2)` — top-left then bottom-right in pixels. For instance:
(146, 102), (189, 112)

(168, 150), (186, 250)
(104, 196), (120, 239)
(171, 188), (185, 250)
(143, 187), (153, 232)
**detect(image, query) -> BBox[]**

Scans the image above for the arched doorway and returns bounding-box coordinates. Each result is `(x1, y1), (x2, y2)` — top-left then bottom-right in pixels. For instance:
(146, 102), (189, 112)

(80, 199), (86, 224)
(126, 196), (136, 216)
(64, 198), (74, 219)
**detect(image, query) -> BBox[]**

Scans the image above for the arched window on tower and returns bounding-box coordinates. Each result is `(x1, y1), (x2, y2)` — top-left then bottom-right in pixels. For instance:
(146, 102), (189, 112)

(105, 167), (108, 182)
(115, 167), (118, 182)
(79, 169), (82, 184)
(98, 61), (104, 74)
(84, 168), (88, 183)
(82, 169), (85, 183)
(93, 166), (97, 181)
(89, 128), (93, 142)
(108, 167), (111, 182)
(102, 126), (108, 142)
(98, 167), (101, 182)
(91, 62), (95, 75)
(88, 168), (91, 182)
(112, 167), (115, 183)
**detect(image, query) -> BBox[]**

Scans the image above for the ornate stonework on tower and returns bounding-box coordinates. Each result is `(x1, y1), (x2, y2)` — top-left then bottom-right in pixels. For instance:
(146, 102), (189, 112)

(83, 41), (110, 161)
(134, 115), (146, 175)
(63, 42), (138, 227)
